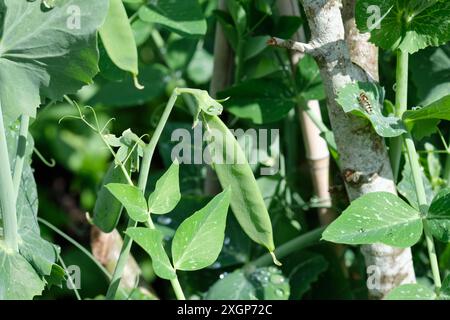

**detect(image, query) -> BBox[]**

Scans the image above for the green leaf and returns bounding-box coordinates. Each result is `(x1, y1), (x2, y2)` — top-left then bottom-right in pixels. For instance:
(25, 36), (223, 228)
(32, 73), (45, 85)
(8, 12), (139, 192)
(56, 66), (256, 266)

(336, 82), (406, 137)
(90, 64), (170, 108)
(323, 192), (423, 248)
(100, 0), (139, 75)
(385, 283), (436, 300)
(93, 162), (130, 232)
(243, 36), (271, 61)
(397, 160), (434, 210)
(138, 0), (207, 37)
(187, 48), (214, 85)
(425, 143), (442, 188)
(296, 55), (325, 101)
(285, 253), (329, 299)
(410, 45), (450, 106)
(356, 0), (450, 54)
(403, 95), (450, 137)
(203, 115), (276, 253)
(218, 78), (295, 124)
(172, 188), (231, 271)
(427, 188), (450, 242)
(126, 228), (176, 280)
(106, 184), (149, 222)
(440, 275), (450, 300)
(205, 267), (290, 300)
(148, 161), (181, 215)
(0, 251), (45, 300)
(0, 0), (108, 119)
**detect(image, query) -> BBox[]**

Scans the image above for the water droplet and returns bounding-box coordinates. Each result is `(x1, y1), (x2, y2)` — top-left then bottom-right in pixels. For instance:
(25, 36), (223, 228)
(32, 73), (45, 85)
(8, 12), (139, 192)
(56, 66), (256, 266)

(275, 288), (285, 297)
(219, 272), (228, 280)
(223, 237), (231, 245)
(157, 216), (172, 225)
(270, 274), (285, 285)
(211, 262), (222, 269)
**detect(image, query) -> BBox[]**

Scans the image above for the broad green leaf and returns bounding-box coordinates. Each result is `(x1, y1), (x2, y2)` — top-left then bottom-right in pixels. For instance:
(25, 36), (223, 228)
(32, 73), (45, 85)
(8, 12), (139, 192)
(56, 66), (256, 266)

(93, 162), (130, 232)
(148, 161), (181, 215)
(397, 160), (434, 211)
(0, 0), (108, 119)
(218, 78), (296, 124)
(106, 184), (149, 222)
(427, 188), (450, 242)
(205, 267), (290, 300)
(285, 253), (329, 299)
(243, 36), (271, 61)
(403, 95), (450, 138)
(336, 82), (406, 137)
(356, 0), (450, 54)
(296, 55), (325, 101)
(172, 188), (231, 271)
(203, 115), (276, 253)
(138, 0), (207, 37)
(187, 48), (214, 85)
(0, 251), (45, 300)
(440, 275), (450, 300)
(323, 192), (423, 248)
(385, 284), (436, 300)
(126, 228), (176, 280)
(227, 0), (247, 36)
(100, 0), (139, 75)
(89, 64), (170, 108)
(214, 9), (238, 51)
(410, 45), (450, 106)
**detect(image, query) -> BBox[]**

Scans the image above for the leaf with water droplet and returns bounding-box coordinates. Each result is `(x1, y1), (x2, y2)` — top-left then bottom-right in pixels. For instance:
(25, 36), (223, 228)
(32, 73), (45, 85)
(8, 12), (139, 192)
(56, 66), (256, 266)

(385, 284), (436, 300)
(426, 187), (450, 242)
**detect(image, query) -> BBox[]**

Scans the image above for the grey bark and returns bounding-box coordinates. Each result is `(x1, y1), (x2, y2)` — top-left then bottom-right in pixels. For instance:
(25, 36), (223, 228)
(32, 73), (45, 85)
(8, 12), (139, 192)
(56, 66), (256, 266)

(299, 0), (416, 299)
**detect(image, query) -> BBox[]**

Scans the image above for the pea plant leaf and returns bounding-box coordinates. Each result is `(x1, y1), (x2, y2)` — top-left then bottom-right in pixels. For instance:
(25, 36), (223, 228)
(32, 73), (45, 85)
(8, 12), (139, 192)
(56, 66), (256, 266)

(426, 188), (450, 242)
(336, 82), (406, 137)
(205, 267), (290, 300)
(125, 228), (176, 280)
(296, 55), (326, 101)
(93, 162), (130, 232)
(356, 0), (450, 54)
(385, 283), (436, 300)
(0, 0), (108, 120)
(138, 0), (207, 37)
(397, 160), (434, 211)
(172, 188), (231, 271)
(322, 192), (423, 248)
(0, 126), (59, 299)
(148, 161), (181, 215)
(203, 115), (277, 254)
(403, 95), (450, 138)
(440, 275), (450, 300)
(217, 77), (296, 124)
(99, 0), (139, 76)
(106, 184), (149, 222)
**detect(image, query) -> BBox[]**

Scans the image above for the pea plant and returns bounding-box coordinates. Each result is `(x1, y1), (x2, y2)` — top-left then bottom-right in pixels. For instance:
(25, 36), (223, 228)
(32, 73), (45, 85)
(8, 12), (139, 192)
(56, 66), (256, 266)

(2, 0), (450, 301)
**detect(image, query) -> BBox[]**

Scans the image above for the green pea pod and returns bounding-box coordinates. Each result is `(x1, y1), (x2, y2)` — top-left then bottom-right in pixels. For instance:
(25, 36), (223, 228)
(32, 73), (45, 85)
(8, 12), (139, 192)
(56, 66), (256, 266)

(99, 0), (139, 82)
(93, 162), (130, 233)
(203, 115), (278, 260)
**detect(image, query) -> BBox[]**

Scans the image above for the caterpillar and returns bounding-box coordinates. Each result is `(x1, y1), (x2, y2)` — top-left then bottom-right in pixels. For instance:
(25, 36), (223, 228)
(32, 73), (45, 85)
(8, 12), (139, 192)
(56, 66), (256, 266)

(357, 92), (373, 114)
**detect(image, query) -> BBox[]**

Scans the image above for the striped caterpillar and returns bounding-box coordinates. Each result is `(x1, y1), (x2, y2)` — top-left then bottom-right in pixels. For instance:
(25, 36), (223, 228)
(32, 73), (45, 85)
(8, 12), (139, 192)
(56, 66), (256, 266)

(358, 92), (373, 114)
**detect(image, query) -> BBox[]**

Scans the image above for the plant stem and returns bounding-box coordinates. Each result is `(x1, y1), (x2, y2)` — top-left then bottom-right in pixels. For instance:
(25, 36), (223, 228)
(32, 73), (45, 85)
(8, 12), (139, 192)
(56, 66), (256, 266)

(390, 50), (409, 181)
(0, 105), (18, 252)
(170, 277), (186, 300)
(392, 48), (442, 292)
(444, 135), (450, 187)
(404, 134), (442, 292)
(247, 227), (325, 268)
(105, 90), (180, 300)
(12, 115), (30, 198)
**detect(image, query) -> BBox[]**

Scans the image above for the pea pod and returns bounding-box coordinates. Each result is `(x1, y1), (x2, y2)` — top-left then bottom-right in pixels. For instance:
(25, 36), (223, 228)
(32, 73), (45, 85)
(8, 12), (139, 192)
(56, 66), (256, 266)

(203, 115), (277, 256)
(93, 162), (130, 233)
(99, 0), (139, 79)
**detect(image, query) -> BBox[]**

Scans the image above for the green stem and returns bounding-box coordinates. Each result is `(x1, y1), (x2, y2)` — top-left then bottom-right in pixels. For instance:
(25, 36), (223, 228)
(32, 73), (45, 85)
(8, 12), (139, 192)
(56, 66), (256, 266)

(444, 135), (450, 187)
(390, 50), (409, 181)
(170, 277), (186, 300)
(12, 115), (30, 198)
(0, 105), (18, 252)
(404, 133), (442, 292)
(247, 227), (325, 268)
(105, 90), (180, 300)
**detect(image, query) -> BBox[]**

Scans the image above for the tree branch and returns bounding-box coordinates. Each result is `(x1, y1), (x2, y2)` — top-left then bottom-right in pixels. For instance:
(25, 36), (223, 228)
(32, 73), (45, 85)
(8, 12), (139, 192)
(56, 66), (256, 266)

(267, 37), (317, 55)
